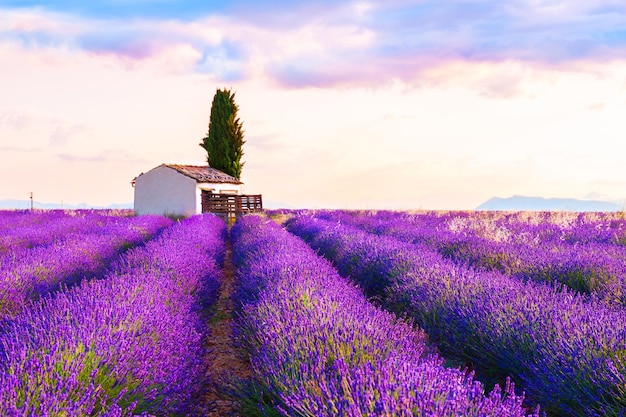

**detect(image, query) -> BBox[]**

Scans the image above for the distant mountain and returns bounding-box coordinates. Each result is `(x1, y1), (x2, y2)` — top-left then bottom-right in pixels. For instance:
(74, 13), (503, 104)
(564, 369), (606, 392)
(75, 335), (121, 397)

(477, 195), (624, 212)
(0, 199), (132, 210)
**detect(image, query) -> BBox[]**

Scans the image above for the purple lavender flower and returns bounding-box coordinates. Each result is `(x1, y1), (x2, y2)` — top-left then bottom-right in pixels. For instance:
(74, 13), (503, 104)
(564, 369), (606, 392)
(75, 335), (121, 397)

(0, 213), (172, 321)
(286, 213), (626, 416)
(0, 214), (225, 415)
(233, 215), (536, 416)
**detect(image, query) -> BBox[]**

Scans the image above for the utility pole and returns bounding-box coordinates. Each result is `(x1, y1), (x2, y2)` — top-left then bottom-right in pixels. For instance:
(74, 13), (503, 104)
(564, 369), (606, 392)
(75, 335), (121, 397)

(29, 192), (33, 211)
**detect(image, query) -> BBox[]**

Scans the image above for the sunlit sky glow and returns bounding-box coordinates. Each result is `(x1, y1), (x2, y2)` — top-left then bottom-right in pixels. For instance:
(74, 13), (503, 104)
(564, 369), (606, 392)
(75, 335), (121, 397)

(1, 0), (626, 209)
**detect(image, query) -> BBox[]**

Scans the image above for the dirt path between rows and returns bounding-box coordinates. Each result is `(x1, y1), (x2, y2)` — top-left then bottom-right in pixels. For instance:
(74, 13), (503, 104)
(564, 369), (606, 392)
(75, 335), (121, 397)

(202, 240), (252, 416)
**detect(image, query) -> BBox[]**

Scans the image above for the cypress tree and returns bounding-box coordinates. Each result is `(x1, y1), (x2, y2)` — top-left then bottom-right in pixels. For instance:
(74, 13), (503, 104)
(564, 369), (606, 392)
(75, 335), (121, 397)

(200, 88), (245, 179)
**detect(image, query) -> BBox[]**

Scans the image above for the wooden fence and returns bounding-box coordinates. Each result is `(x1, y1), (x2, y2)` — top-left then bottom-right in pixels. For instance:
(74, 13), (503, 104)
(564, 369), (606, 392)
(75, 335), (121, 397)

(201, 192), (263, 217)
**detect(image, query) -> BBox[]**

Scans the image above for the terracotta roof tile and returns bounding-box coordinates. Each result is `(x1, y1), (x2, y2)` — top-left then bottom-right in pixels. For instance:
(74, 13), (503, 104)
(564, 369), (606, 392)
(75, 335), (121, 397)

(163, 164), (243, 184)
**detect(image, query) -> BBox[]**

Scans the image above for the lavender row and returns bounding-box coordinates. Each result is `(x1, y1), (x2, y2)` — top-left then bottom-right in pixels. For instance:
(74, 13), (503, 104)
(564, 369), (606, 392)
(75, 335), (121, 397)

(0, 214), (225, 416)
(316, 210), (626, 306)
(406, 210), (626, 246)
(309, 209), (626, 243)
(0, 209), (131, 234)
(231, 215), (535, 417)
(309, 209), (626, 247)
(0, 210), (132, 255)
(0, 215), (173, 321)
(475, 211), (626, 246)
(0, 210), (80, 233)
(405, 210), (626, 249)
(286, 214), (626, 416)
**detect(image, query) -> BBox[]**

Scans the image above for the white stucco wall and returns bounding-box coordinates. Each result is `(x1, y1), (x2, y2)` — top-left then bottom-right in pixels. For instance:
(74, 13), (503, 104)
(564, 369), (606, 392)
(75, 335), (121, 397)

(134, 166), (198, 217)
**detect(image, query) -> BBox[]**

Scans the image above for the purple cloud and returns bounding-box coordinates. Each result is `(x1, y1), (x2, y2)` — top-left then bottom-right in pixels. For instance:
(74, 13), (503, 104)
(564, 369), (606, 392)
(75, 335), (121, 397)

(0, 110), (34, 129)
(2, 1), (626, 88)
(49, 123), (86, 146)
(0, 145), (41, 153)
(56, 149), (147, 164)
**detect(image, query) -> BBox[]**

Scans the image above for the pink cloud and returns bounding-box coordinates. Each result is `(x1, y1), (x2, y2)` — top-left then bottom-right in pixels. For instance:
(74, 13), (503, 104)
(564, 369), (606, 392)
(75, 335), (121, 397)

(0, 110), (34, 129)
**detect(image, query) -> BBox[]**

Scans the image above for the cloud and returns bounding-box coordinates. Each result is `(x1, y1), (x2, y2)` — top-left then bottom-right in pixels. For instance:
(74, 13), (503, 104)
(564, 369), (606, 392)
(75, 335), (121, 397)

(49, 123), (86, 146)
(0, 1), (223, 21)
(195, 39), (247, 80)
(56, 153), (103, 163)
(1, 9), (219, 74)
(4, 1), (626, 89)
(0, 145), (41, 153)
(0, 110), (34, 129)
(0, 107), (93, 149)
(56, 149), (147, 164)
(235, 0), (626, 88)
(246, 134), (289, 152)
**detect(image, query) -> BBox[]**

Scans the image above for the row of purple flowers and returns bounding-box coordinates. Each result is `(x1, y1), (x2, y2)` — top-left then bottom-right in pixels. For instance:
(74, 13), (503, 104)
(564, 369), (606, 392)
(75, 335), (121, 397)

(0, 210), (132, 255)
(232, 215), (535, 416)
(286, 213), (626, 416)
(0, 214), (225, 415)
(471, 211), (626, 246)
(307, 209), (626, 247)
(313, 209), (626, 307)
(274, 209), (626, 247)
(0, 213), (173, 321)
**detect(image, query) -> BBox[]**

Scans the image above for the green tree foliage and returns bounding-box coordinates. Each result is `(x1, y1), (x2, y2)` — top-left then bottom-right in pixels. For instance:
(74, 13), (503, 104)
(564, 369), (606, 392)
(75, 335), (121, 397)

(200, 88), (245, 179)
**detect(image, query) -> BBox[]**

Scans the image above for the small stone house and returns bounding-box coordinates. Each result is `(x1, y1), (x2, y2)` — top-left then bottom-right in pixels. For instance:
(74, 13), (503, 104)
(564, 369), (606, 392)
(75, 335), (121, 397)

(133, 164), (243, 217)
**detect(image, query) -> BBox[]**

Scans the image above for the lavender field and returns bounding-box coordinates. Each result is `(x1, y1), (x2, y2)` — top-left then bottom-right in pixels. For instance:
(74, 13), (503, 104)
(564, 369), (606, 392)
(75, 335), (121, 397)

(2, 209), (626, 416)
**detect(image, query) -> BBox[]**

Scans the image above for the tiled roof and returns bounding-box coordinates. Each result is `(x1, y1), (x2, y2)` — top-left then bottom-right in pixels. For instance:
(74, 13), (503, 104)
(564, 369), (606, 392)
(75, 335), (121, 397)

(163, 164), (243, 184)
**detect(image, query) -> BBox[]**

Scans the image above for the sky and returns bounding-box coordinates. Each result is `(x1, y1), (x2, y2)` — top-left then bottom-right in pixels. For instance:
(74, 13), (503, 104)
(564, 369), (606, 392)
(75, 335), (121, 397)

(1, 0), (626, 210)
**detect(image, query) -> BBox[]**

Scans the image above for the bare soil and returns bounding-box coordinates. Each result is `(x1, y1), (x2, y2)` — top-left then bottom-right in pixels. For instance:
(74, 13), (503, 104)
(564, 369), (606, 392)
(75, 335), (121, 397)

(201, 242), (252, 416)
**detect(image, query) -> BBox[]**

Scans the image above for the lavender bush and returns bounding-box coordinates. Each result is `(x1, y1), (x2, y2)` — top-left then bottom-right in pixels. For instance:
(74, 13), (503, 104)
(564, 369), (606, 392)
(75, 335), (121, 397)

(0, 214), (172, 321)
(286, 214), (626, 416)
(317, 210), (626, 307)
(0, 214), (225, 415)
(232, 214), (536, 417)
(0, 210), (100, 255)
